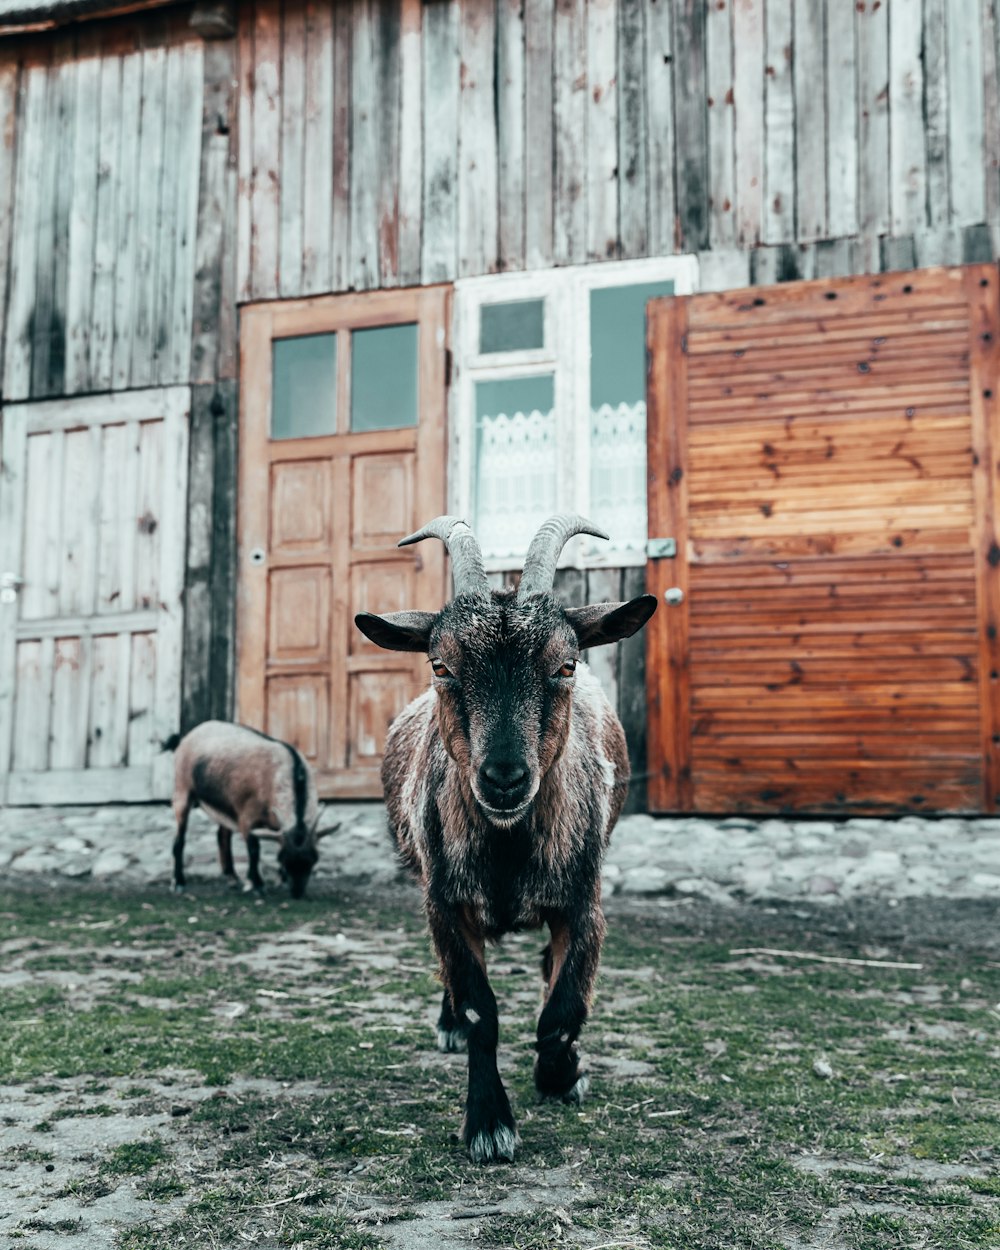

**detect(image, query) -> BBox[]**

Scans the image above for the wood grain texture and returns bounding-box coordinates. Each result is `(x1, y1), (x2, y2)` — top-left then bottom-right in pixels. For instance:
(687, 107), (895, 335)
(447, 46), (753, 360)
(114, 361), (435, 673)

(705, 0), (735, 249)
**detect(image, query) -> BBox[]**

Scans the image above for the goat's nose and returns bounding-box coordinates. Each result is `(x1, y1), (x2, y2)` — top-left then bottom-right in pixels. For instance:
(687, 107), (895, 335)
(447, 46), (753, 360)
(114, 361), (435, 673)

(480, 759), (529, 793)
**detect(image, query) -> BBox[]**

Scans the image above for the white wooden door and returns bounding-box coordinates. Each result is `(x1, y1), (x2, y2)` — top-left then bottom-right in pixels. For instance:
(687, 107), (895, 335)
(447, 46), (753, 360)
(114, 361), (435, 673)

(0, 388), (190, 804)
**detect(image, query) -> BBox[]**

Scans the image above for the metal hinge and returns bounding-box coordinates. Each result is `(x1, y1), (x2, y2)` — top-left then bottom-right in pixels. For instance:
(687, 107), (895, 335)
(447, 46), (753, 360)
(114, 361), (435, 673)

(646, 537), (677, 559)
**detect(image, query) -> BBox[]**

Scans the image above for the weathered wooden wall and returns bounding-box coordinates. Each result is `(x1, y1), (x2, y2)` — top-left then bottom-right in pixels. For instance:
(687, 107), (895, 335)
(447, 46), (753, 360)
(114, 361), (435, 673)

(236, 0), (1000, 302)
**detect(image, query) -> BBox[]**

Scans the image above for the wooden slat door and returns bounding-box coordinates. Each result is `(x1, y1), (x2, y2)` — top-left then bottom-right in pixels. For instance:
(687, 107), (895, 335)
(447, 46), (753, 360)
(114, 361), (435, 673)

(0, 388), (190, 804)
(237, 287), (449, 799)
(647, 265), (1000, 815)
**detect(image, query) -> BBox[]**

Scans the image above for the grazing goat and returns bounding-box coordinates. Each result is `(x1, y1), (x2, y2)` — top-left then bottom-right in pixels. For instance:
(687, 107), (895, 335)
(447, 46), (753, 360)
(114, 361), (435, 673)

(163, 721), (332, 899)
(355, 515), (656, 1163)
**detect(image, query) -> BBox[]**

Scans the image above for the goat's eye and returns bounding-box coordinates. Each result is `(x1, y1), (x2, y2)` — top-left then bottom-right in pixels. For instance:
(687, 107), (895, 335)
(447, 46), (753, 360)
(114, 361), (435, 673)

(431, 659), (452, 679)
(557, 659), (577, 678)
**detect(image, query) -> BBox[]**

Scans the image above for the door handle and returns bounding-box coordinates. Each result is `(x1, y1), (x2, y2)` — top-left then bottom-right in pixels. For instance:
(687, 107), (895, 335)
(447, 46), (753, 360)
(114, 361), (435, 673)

(664, 587), (684, 606)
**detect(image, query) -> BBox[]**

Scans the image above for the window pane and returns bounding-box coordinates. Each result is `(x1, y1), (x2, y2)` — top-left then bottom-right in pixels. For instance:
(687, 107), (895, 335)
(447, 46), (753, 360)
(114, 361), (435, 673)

(589, 282), (673, 552)
(271, 334), (337, 440)
(351, 323), (418, 432)
(475, 375), (556, 559)
(480, 299), (545, 354)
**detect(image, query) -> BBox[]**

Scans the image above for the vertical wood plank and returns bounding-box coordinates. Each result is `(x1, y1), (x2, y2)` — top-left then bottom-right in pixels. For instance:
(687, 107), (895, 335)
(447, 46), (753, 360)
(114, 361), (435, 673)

(166, 39), (203, 385)
(644, 0), (676, 258)
(331, 0), (352, 291)
(763, 0), (793, 242)
(130, 36), (167, 388)
(554, 0), (587, 264)
(0, 59), (19, 395)
(458, 0), (498, 275)
(89, 50), (120, 391)
(619, 563), (648, 814)
(421, 0), (458, 282)
(375, 0), (402, 286)
(824, 0), (857, 238)
(583, 567), (621, 714)
(617, 0), (648, 257)
(889, 0), (926, 236)
(497, 0), (526, 269)
(792, 0), (825, 240)
(210, 380), (239, 721)
(966, 265), (1000, 812)
(0, 407), (28, 790)
(182, 384), (215, 730)
(855, 0), (889, 269)
(280, 0), (306, 297)
(983, 0), (1000, 257)
(111, 46), (141, 390)
(301, 0), (333, 295)
(250, 0), (280, 300)
(65, 43), (99, 394)
(236, 0), (253, 303)
(350, 0), (380, 290)
(3, 61), (46, 401)
(192, 38), (237, 384)
(397, 0), (423, 285)
(524, 0), (554, 267)
(923, 0), (949, 232)
(672, 0), (709, 251)
(587, 0), (618, 260)
(732, 0), (764, 246)
(154, 43), (185, 385)
(645, 294), (690, 811)
(705, 0), (736, 249)
(948, 0), (986, 226)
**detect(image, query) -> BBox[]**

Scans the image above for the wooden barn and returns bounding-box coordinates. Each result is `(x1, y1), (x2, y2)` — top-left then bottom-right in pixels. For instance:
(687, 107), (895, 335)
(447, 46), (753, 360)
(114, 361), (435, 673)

(0, 0), (999, 817)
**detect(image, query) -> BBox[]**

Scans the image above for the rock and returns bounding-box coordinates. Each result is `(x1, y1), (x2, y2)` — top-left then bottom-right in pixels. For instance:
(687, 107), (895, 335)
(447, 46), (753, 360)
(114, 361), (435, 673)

(91, 850), (131, 878)
(812, 1056), (834, 1080)
(671, 877), (736, 907)
(808, 875), (839, 896)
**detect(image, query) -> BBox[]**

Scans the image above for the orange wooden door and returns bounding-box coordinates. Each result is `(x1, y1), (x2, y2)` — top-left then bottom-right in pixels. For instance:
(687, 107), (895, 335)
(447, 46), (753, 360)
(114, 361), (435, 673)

(646, 265), (1000, 815)
(237, 287), (449, 798)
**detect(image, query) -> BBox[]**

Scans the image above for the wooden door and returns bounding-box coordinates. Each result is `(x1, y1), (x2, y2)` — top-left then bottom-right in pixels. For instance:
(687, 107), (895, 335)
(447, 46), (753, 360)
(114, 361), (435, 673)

(237, 287), (449, 799)
(0, 388), (190, 804)
(646, 265), (1000, 815)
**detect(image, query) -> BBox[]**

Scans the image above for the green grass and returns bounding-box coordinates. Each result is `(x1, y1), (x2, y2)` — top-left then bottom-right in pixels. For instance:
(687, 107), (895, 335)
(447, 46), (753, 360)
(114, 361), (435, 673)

(1, 883), (999, 1249)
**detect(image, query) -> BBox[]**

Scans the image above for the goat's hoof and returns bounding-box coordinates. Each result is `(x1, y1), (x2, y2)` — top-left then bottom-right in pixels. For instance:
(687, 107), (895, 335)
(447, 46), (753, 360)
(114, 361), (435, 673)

(170, 882), (185, 895)
(436, 1027), (468, 1054)
(242, 880), (265, 895)
(561, 1072), (589, 1105)
(466, 1124), (519, 1165)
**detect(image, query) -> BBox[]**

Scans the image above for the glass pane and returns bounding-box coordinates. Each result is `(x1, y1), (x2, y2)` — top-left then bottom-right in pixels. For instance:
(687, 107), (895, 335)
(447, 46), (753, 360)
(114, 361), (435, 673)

(271, 334), (337, 440)
(351, 323), (418, 432)
(589, 282), (673, 552)
(475, 375), (556, 559)
(480, 299), (545, 354)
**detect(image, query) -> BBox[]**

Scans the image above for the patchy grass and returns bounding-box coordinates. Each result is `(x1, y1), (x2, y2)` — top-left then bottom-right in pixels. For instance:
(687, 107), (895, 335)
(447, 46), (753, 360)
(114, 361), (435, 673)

(0, 882), (998, 1249)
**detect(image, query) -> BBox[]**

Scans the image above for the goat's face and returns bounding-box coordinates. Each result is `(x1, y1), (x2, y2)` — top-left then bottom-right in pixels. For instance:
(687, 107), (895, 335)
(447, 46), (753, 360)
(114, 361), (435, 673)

(429, 592), (578, 824)
(278, 826), (319, 898)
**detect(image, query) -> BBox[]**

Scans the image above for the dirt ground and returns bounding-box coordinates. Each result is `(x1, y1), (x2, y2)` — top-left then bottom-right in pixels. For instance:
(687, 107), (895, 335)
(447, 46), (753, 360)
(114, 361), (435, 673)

(1, 878), (999, 1250)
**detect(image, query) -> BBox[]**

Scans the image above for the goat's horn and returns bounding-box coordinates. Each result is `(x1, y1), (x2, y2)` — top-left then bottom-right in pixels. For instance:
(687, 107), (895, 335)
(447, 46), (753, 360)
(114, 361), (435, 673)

(517, 515), (610, 601)
(398, 515), (489, 599)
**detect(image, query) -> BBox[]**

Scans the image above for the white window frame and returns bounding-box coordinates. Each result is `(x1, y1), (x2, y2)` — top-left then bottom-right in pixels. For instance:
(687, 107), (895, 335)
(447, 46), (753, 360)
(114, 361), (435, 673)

(450, 254), (699, 571)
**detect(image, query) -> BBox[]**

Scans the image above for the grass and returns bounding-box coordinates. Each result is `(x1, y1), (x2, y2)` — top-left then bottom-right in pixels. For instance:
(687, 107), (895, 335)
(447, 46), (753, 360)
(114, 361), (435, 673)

(0, 882), (998, 1249)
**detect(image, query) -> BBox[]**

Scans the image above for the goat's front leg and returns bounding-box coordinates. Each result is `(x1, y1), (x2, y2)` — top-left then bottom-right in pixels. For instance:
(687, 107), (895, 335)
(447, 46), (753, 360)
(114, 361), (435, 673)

(243, 829), (265, 893)
(427, 901), (517, 1163)
(535, 901), (607, 1103)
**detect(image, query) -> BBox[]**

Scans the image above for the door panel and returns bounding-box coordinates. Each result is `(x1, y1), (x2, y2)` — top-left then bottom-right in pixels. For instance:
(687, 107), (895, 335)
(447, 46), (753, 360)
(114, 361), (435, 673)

(646, 265), (1000, 816)
(237, 287), (449, 799)
(0, 388), (189, 804)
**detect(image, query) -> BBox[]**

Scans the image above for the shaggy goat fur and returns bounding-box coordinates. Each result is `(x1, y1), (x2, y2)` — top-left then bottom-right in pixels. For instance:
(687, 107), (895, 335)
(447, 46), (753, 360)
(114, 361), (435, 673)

(356, 516), (655, 1163)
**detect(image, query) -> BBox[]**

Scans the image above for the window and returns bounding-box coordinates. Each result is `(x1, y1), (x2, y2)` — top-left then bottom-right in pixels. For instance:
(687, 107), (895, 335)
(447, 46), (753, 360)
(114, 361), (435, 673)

(452, 257), (698, 568)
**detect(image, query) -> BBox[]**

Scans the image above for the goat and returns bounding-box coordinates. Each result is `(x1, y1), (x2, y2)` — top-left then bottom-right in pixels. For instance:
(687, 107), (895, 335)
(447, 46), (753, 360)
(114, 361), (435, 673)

(355, 515), (656, 1163)
(162, 721), (334, 899)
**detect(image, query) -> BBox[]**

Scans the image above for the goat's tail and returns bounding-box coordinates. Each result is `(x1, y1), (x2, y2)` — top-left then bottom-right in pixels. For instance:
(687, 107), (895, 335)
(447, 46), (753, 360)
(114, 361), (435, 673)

(160, 733), (183, 753)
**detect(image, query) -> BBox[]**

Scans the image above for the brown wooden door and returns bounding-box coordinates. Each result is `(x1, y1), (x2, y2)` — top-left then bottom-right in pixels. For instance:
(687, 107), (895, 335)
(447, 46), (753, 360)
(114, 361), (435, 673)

(646, 265), (1000, 816)
(237, 287), (449, 798)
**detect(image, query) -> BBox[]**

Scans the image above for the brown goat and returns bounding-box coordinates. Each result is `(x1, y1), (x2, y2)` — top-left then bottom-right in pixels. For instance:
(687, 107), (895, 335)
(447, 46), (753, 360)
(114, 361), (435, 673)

(355, 515), (656, 1163)
(163, 721), (332, 898)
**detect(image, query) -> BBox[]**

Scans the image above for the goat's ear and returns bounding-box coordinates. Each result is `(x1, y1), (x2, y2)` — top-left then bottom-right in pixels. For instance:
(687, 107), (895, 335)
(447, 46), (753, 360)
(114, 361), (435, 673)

(354, 610), (436, 653)
(565, 594), (658, 649)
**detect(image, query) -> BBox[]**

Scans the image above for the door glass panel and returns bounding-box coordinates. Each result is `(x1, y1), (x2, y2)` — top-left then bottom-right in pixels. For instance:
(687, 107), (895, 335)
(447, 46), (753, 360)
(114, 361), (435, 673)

(351, 323), (418, 431)
(479, 299), (545, 354)
(589, 281), (674, 552)
(271, 333), (337, 440)
(475, 375), (556, 559)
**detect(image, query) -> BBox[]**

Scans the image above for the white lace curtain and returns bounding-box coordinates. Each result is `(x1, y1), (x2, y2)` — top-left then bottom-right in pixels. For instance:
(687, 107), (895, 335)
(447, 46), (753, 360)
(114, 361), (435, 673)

(476, 401), (647, 560)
